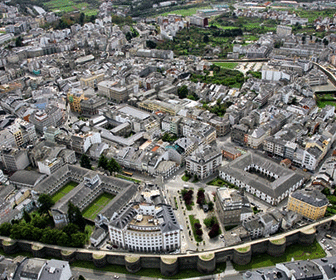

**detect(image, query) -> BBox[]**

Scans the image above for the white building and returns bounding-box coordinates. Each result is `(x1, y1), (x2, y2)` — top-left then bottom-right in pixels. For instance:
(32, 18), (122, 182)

(185, 145), (222, 180)
(109, 203), (180, 253)
(276, 25), (292, 37)
(219, 152), (305, 205)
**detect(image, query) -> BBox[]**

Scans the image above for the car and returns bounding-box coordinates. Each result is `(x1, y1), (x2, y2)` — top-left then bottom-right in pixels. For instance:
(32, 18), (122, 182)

(114, 275), (120, 279)
(220, 235), (224, 238)
(106, 245), (112, 250)
(326, 234), (332, 239)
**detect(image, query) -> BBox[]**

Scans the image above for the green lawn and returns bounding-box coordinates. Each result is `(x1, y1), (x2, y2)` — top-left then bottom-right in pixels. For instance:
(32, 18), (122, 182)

(82, 193), (115, 220)
(189, 215), (203, 242)
(213, 62), (238, 69)
(182, 174), (191, 182)
(207, 177), (238, 189)
(115, 174), (141, 184)
(72, 260), (226, 279)
(233, 239), (326, 271)
(160, 6), (211, 16)
(43, 0), (98, 15)
(51, 181), (78, 203)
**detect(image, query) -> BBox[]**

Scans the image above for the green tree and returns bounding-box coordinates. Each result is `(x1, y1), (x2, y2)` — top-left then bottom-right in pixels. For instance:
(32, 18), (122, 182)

(79, 12), (85, 25)
(98, 154), (108, 170)
(208, 201), (214, 211)
(31, 214), (48, 229)
(203, 34), (209, 43)
(37, 194), (54, 215)
(146, 40), (157, 49)
(67, 202), (86, 232)
(57, 232), (70, 247)
(70, 232), (86, 247)
(15, 36), (23, 47)
(10, 224), (23, 239)
(107, 158), (121, 173)
(63, 223), (80, 236)
(177, 85), (188, 99)
(126, 32), (132, 42)
(80, 154), (92, 170)
(23, 209), (31, 223)
(0, 222), (12, 236)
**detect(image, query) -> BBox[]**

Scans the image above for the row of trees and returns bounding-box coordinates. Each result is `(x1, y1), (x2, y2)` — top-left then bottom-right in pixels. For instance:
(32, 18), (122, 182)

(98, 154), (121, 173)
(197, 188), (214, 211)
(204, 216), (220, 238)
(161, 132), (178, 144)
(0, 194), (87, 247)
(182, 189), (194, 208)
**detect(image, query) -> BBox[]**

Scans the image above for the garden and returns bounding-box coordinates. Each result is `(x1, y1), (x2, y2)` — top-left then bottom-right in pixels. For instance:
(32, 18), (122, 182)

(233, 240), (326, 271)
(82, 193), (115, 220)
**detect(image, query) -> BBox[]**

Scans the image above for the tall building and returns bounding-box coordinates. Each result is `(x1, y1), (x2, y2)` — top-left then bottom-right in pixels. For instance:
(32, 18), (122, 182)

(216, 188), (253, 226)
(185, 145), (222, 180)
(80, 97), (106, 116)
(80, 73), (105, 88)
(1, 148), (30, 171)
(29, 105), (64, 132)
(276, 25), (292, 37)
(287, 189), (328, 220)
(109, 203), (180, 253)
(67, 88), (86, 113)
(97, 81), (129, 103)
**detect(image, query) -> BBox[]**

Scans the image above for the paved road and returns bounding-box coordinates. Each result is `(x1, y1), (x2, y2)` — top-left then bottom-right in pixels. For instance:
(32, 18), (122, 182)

(72, 266), (244, 280)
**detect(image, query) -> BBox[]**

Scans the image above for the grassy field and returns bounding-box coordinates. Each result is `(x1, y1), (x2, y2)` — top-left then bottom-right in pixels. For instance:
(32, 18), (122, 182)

(160, 6), (211, 16)
(316, 94), (336, 108)
(82, 193), (115, 220)
(207, 177), (238, 189)
(189, 215), (203, 242)
(43, 0), (98, 15)
(296, 9), (336, 23)
(72, 260), (226, 279)
(213, 62), (238, 69)
(51, 181), (78, 203)
(233, 239), (326, 271)
(115, 174), (141, 184)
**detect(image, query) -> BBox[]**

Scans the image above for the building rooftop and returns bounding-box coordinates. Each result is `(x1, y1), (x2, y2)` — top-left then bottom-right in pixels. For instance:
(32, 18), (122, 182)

(220, 152), (305, 199)
(290, 189), (328, 208)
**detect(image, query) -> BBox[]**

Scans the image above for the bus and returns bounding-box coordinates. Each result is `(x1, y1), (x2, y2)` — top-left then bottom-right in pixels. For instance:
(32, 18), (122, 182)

(122, 171), (133, 177)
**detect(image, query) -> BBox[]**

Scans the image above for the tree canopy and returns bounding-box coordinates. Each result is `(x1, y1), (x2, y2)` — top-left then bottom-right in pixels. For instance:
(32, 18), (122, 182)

(37, 194), (54, 215)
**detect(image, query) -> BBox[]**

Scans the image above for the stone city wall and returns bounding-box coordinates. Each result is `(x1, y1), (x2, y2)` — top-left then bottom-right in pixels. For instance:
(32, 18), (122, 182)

(0, 218), (333, 277)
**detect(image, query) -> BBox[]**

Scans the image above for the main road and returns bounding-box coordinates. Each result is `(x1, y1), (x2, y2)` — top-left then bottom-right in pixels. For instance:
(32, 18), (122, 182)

(72, 266), (243, 280)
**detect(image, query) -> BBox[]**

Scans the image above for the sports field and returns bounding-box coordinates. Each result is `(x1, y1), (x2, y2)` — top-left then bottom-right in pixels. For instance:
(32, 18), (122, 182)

(82, 193), (115, 220)
(51, 181), (78, 203)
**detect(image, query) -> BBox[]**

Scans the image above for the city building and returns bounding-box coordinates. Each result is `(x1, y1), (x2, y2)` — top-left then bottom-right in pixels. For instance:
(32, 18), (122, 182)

(33, 165), (137, 228)
(1, 148), (30, 171)
(98, 81), (129, 103)
(219, 152), (305, 205)
(287, 189), (328, 220)
(276, 25), (292, 37)
(80, 97), (106, 116)
(29, 105), (64, 133)
(71, 132), (101, 154)
(12, 258), (72, 280)
(185, 145), (222, 180)
(109, 203), (180, 252)
(67, 88), (86, 113)
(80, 73), (105, 88)
(216, 188), (253, 226)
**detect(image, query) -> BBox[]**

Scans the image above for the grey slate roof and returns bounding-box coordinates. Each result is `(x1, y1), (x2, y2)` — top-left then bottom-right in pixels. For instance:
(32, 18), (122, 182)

(220, 152), (305, 199)
(291, 189), (328, 207)
(9, 170), (46, 187)
(282, 260), (323, 280)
